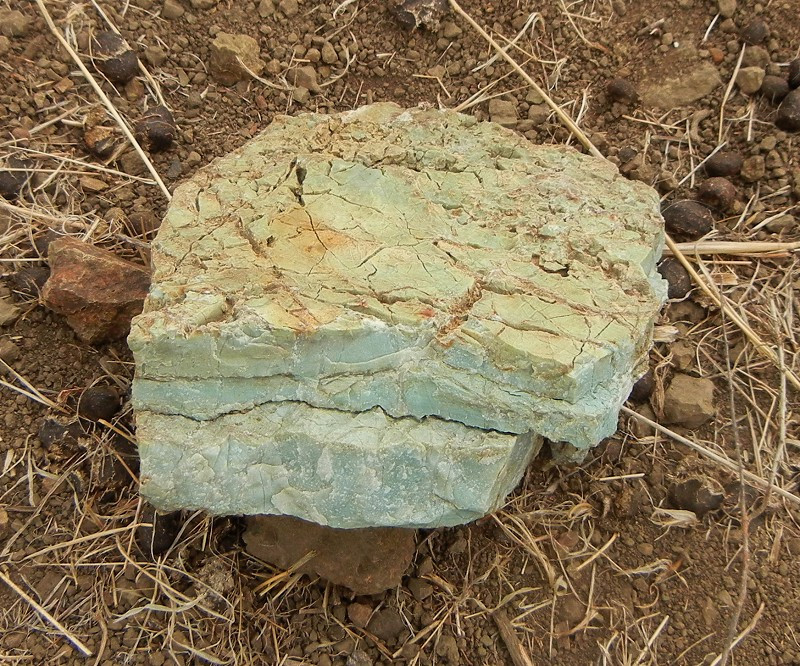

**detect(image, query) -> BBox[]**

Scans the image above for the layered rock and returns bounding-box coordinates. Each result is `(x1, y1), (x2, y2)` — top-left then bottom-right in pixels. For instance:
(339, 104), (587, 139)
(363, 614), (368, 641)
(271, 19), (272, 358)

(130, 103), (666, 527)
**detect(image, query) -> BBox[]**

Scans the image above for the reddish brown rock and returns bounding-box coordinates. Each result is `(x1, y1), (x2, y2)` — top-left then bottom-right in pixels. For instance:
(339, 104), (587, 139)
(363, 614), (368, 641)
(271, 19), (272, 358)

(42, 238), (150, 344)
(244, 515), (416, 594)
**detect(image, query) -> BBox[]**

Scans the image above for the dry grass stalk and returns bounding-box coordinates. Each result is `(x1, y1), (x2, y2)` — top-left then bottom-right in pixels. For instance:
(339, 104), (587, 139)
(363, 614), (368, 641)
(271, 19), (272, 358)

(0, 570), (94, 656)
(34, 0), (171, 201)
(666, 240), (800, 256)
(447, 0), (603, 159)
(491, 608), (534, 666)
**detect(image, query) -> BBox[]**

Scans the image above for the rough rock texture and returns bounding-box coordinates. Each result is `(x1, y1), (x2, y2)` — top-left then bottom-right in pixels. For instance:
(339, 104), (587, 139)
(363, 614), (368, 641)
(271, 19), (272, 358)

(130, 103), (666, 526)
(243, 515), (415, 594)
(43, 238), (150, 344)
(209, 32), (264, 86)
(642, 62), (722, 109)
(663, 373), (716, 428)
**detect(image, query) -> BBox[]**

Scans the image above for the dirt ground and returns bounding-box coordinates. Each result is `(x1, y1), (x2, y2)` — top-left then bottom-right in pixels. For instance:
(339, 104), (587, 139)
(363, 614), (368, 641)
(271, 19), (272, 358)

(1, 0), (799, 664)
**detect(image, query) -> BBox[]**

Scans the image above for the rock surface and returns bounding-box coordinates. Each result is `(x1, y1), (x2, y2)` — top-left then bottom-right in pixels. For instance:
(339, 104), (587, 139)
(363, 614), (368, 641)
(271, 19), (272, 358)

(642, 62), (722, 109)
(243, 514), (415, 594)
(663, 373), (715, 428)
(130, 103), (666, 526)
(43, 238), (150, 344)
(209, 32), (264, 86)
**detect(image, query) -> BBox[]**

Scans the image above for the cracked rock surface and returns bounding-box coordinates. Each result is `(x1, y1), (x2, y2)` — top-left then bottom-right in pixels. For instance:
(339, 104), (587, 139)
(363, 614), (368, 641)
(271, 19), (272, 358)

(130, 103), (666, 527)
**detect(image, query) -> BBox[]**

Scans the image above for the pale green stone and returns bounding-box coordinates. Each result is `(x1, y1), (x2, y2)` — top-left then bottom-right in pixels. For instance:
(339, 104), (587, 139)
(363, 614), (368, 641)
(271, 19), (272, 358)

(137, 404), (541, 528)
(130, 103), (666, 526)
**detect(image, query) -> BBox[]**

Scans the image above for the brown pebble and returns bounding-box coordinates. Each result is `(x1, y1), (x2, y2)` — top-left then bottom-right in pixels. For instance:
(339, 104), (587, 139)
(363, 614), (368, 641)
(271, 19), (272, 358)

(669, 477), (724, 517)
(0, 157), (34, 199)
(788, 59), (800, 89)
(391, 0), (448, 29)
(698, 177), (736, 211)
(136, 504), (183, 557)
(776, 89), (800, 132)
(606, 77), (638, 103)
(740, 18), (769, 45)
(84, 125), (117, 158)
(759, 75), (789, 104)
(661, 200), (714, 240)
(78, 385), (121, 422)
(628, 368), (655, 404)
(704, 151), (743, 177)
(134, 105), (176, 152)
(658, 257), (693, 299)
(92, 31), (139, 84)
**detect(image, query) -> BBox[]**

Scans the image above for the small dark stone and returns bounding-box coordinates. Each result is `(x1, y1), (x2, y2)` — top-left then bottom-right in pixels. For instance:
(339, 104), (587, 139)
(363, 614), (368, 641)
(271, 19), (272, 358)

(9, 266), (50, 298)
(740, 18), (769, 45)
(776, 89), (800, 132)
(95, 433), (140, 488)
(618, 146), (638, 163)
(759, 75), (789, 104)
(78, 385), (121, 422)
(0, 157), (34, 199)
(606, 77), (638, 103)
(698, 177), (737, 211)
(658, 257), (693, 299)
(38, 418), (84, 449)
(136, 503), (183, 557)
(628, 368), (655, 404)
(84, 125), (118, 158)
(390, 0), (448, 30)
(134, 105), (176, 152)
(704, 151), (743, 177)
(128, 210), (161, 238)
(668, 477), (724, 517)
(33, 230), (64, 258)
(367, 608), (407, 644)
(788, 59), (800, 89)
(661, 200), (714, 240)
(92, 31), (139, 84)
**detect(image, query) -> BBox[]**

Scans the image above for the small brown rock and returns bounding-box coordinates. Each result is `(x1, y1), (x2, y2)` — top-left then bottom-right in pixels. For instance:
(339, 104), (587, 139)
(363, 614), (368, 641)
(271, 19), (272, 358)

(135, 105), (176, 152)
(128, 211), (161, 238)
(0, 9), (30, 38)
(628, 368), (655, 404)
(84, 125), (118, 158)
(488, 98), (517, 127)
(136, 503), (183, 557)
(78, 385), (122, 422)
(740, 18), (769, 45)
(243, 515), (415, 595)
(347, 602), (372, 628)
(606, 77), (638, 103)
(735, 66), (765, 95)
(704, 151), (743, 177)
(669, 476), (724, 516)
(287, 65), (320, 93)
(788, 59), (800, 89)
(663, 373), (715, 428)
(759, 75), (789, 103)
(209, 32), (265, 86)
(661, 200), (714, 240)
(92, 31), (139, 84)
(0, 299), (20, 327)
(658, 257), (692, 299)
(390, 0), (449, 30)
(776, 89), (800, 132)
(740, 154), (766, 182)
(367, 608), (407, 644)
(698, 177), (736, 211)
(42, 238), (151, 344)
(0, 157), (34, 199)
(161, 0), (185, 19)
(0, 338), (20, 363)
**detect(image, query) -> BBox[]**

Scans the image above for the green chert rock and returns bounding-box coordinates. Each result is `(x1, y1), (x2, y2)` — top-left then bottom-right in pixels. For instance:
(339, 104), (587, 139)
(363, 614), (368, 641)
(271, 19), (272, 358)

(130, 103), (666, 527)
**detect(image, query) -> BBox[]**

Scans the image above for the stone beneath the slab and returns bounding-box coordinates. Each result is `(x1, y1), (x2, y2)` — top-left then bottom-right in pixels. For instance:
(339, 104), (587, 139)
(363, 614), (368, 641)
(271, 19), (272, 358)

(130, 103), (666, 526)
(136, 403), (541, 527)
(243, 514), (415, 594)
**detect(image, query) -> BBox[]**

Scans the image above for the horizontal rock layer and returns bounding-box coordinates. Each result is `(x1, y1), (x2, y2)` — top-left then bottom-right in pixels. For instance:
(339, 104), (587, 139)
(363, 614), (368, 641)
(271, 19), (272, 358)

(130, 103), (666, 526)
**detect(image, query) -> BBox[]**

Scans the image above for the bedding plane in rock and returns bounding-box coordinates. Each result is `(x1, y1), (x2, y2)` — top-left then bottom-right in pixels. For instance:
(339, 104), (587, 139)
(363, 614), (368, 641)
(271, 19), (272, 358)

(129, 103), (667, 527)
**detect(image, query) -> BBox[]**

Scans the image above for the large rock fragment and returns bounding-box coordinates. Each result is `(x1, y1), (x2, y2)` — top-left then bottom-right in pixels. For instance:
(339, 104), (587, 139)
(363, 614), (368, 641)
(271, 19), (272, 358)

(43, 238), (150, 344)
(209, 32), (264, 86)
(130, 103), (666, 527)
(243, 515), (415, 594)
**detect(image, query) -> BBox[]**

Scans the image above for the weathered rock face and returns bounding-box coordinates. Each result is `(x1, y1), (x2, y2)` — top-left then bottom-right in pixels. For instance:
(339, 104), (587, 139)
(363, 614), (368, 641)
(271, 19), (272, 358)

(44, 238), (150, 344)
(130, 103), (666, 527)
